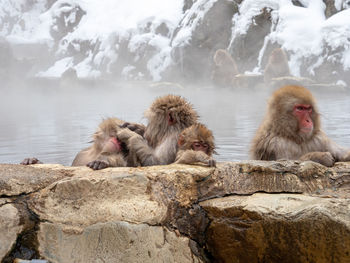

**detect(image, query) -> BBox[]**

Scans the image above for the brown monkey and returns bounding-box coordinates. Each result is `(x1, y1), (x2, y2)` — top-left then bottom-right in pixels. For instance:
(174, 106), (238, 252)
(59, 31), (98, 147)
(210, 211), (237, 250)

(175, 123), (216, 167)
(117, 95), (198, 166)
(250, 85), (350, 167)
(211, 49), (239, 87)
(264, 48), (291, 83)
(72, 117), (144, 169)
(21, 118), (145, 169)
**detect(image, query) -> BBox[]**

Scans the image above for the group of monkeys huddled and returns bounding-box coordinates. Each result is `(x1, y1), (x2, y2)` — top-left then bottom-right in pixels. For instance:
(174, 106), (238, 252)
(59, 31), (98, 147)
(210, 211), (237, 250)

(21, 85), (350, 169)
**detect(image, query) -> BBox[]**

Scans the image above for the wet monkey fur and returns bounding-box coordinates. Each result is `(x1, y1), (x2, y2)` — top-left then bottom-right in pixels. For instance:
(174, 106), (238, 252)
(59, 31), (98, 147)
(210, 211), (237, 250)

(117, 95), (198, 166)
(21, 118), (145, 170)
(72, 118), (144, 169)
(175, 123), (217, 167)
(250, 85), (350, 167)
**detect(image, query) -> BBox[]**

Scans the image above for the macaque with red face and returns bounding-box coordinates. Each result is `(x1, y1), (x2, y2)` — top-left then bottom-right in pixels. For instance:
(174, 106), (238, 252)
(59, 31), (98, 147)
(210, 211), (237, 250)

(21, 118), (144, 169)
(250, 85), (350, 167)
(72, 118), (144, 169)
(117, 95), (198, 166)
(175, 123), (216, 167)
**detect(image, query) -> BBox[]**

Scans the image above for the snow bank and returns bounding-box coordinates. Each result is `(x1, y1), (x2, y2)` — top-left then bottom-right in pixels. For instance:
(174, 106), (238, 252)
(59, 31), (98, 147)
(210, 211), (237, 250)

(1, 0), (350, 81)
(231, 0), (350, 77)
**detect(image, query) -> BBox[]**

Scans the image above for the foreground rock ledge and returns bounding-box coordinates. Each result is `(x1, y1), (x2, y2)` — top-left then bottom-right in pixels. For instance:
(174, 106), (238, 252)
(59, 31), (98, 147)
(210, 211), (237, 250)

(0, 161), (349, 263)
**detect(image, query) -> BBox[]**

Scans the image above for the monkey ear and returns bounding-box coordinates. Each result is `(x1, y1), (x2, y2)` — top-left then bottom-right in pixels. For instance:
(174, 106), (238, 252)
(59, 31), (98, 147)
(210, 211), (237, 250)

(178, 135), (184, 146)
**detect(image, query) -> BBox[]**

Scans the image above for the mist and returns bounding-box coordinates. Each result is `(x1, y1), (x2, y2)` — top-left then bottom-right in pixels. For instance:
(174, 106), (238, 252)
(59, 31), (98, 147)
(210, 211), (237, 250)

(1, 0), (350, 165)
(1, 76), (350, 166)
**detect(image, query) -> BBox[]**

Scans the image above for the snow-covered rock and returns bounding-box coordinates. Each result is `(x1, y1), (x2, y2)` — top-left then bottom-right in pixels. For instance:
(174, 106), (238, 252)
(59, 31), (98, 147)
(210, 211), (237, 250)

(1, 0), (349, 85)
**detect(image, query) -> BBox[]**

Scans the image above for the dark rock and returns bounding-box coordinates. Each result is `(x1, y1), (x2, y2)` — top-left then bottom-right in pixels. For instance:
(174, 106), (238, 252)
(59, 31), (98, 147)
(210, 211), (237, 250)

(164, 0), (238, 83)
(229, 7), (272, 73)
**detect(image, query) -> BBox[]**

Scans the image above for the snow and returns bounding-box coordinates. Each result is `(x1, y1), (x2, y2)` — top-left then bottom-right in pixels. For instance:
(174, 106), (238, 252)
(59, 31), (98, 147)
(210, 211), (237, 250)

(172, 0), (217, 47)
(230, 0), (279, 39)
(232, 0), (350, 77)
(1, 0), (350, 80)
(37, 57), (74, 77)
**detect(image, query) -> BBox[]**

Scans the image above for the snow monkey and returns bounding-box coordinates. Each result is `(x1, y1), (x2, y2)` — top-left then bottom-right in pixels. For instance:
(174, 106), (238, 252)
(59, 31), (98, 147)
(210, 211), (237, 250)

(250, 85), (350, 167)
(211, 49), (239, 86)
(21, 118), (145, 170)
(117, 95), (198, 166)
(264, 48), (291, 83)
(175, 123), (217, 167)
(71, 118), (145, 170)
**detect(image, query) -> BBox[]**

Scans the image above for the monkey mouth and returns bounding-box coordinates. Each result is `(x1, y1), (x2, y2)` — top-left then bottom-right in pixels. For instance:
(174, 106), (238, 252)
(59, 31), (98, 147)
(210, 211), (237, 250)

(300, 127), (313, 134)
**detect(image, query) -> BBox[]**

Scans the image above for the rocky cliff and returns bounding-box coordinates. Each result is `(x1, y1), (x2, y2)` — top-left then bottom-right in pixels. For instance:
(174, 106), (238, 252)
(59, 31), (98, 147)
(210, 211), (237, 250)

(1, 0), (350, 85)
(1, 161), (349, 262)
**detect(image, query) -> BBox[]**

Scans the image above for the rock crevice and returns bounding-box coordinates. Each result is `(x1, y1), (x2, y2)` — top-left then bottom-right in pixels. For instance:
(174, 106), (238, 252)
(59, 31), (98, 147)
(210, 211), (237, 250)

(0, 161), (349, 262)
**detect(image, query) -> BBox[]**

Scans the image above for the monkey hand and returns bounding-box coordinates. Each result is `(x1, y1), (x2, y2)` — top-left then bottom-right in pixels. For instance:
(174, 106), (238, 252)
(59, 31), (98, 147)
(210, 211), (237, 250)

(87, 160), (109, 170)
(20, 157), (43, 165)
(341, 151), (350, 162)
(117, 128), (141, 143)
(120, 122), (146, 136)
(208, 158), (216, 167)
(299, 151), (335, 167)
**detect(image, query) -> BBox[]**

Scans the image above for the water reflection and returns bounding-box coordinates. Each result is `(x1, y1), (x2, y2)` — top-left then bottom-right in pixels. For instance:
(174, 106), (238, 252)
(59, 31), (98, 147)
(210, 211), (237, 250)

(0, 80), (349, 166)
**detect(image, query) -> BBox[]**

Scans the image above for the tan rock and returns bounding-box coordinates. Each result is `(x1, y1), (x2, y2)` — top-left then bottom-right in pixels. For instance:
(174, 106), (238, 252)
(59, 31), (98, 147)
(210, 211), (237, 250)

(0, 203), (22, 260)
(28, 167), (168, 232)
(27, 164), (211, 233)
(198, 161), (333, 200)
(38, 221), (202, 263)
(201, 193), (350, 263)
(0, 164), (71, 196)
(1, 161), (350, 262)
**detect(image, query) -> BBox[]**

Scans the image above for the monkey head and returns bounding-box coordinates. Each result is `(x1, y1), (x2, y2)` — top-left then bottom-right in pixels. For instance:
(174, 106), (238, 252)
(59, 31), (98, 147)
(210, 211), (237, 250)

(269, 48), (287, 64)
(178, 123), (216, 156)
(143, 95), (198, 145)
(214, 49), (228, 66)
(145, 95), (198, 128)
(267, 85), (320, 143)
(93, 118), (124, 153)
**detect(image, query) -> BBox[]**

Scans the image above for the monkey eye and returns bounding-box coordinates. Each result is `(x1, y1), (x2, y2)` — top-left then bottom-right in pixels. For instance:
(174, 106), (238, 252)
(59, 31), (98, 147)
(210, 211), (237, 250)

(294, 104), (312, 112)
(296, 106), (307, 111)
(193, 142), (202, 148)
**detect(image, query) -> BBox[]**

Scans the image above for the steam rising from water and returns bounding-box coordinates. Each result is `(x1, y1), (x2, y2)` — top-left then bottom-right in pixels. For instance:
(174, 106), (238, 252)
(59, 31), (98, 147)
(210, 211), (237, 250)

(1, 0), (350, 165)
(1, 78), (350, 166)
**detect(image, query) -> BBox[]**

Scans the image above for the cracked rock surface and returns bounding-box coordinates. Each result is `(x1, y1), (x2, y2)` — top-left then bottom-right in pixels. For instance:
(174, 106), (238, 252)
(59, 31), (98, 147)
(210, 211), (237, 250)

(0, 161), (349, 263)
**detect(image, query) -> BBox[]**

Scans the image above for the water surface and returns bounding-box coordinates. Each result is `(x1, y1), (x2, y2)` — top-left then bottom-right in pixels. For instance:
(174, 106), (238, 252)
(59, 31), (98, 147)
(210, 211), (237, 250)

(1, 79), (349, 166)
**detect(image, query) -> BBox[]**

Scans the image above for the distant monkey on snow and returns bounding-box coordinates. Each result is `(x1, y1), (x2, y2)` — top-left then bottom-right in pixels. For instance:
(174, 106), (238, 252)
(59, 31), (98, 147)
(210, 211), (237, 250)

(264, 48), (291, 83)
(211, 49), (239, 87)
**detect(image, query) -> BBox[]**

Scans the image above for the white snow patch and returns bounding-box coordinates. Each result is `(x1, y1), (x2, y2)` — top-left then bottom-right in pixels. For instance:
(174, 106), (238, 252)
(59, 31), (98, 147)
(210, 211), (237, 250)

(37, 57), (74, 78)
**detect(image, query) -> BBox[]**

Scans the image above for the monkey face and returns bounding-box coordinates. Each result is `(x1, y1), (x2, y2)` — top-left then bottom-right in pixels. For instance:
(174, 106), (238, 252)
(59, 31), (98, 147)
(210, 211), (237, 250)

(293, 104), (314, 135)
(101, 137), (122, 153)
(167, 112), (177, 126)
(191, 141), (209, 154)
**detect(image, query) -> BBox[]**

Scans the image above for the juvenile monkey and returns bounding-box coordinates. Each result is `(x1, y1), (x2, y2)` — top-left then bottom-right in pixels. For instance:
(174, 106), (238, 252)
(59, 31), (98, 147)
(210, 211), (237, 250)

(117, 95), (198, 166)
(264, 48), (291, 83)
(250, 85), (350, 167)
(175, 123), (216, 167)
